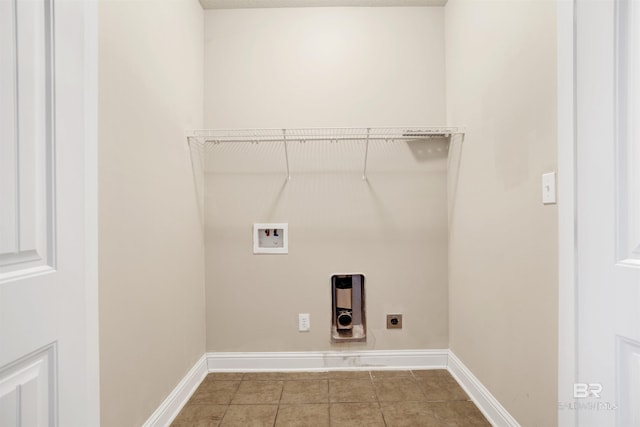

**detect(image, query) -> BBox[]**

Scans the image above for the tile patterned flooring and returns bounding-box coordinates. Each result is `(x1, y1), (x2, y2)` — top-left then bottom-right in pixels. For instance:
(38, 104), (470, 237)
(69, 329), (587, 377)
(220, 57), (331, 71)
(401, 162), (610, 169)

(171, 369), (491, 426)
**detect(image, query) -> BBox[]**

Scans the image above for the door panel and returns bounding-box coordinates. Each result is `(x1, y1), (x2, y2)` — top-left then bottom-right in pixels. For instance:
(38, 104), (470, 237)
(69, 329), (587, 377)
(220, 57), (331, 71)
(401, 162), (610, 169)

(617, 337), (640, 426)
(616, 0), (640, 268)
(0, 0), (54, 282)
(0, 344), (56, 427)
(576, 0), (640, 425)
(0, 0), (99, 425)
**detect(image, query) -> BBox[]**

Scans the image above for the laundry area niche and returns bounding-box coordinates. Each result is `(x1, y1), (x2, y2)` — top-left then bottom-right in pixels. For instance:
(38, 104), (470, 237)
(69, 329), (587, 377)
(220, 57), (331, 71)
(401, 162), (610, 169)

(192, 7), (463, 353)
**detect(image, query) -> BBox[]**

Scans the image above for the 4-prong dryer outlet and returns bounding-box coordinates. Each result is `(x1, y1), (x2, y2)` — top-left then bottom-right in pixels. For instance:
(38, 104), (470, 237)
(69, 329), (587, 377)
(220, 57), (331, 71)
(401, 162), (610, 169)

(386, 314), (403, 329)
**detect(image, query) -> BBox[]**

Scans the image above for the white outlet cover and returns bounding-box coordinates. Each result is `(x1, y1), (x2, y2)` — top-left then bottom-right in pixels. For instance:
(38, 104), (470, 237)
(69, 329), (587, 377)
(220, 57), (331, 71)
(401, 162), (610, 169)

(253, 223), (288, 254)
(298, 313), (310, 332)
(542, 172), (557, 204)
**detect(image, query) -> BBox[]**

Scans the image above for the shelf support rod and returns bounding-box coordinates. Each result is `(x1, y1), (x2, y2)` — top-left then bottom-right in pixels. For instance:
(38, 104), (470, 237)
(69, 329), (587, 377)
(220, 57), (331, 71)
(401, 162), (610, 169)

(363, 128), (370, 180)
(283, 129), (290, 180)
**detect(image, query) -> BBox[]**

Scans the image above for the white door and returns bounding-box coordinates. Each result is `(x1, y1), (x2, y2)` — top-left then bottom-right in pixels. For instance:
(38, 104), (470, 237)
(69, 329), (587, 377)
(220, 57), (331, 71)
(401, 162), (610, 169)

(0, 0), (99, 426)
(576, 0), (640, 425)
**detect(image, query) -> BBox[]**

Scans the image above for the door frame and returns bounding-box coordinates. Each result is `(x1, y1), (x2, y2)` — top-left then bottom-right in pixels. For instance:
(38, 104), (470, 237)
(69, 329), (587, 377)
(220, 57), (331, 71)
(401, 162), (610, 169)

(557, 0), (577, 426)
(83, 0), (100, 423)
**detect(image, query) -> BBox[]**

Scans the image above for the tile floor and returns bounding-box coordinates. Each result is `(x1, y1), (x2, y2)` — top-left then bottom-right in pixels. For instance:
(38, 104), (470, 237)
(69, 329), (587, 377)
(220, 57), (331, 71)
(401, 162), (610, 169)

(171, 369), (491, 426)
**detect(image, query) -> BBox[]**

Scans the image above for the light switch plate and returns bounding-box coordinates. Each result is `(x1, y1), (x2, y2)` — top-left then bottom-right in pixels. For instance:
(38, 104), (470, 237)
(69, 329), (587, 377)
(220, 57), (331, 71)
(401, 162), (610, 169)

(542, 172), (557, 204)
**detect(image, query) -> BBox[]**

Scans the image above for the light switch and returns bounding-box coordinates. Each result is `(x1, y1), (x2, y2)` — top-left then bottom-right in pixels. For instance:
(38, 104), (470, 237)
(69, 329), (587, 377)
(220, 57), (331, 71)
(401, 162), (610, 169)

(542, 172), (557, 204)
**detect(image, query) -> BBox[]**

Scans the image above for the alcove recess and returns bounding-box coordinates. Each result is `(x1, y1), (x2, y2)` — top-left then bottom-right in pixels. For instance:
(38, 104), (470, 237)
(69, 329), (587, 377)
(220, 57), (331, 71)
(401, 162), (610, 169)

(186, 126), (466, 344)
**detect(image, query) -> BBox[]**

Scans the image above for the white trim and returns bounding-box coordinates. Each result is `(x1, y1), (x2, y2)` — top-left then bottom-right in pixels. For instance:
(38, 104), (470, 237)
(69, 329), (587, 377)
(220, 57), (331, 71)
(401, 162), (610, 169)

(142, 354), (208, 427)
(557, 0), (577, 426)
(200, 0), (447, 10)
(147, 350), (522, 426)
(0, 264), (55, 285)
(206, 349), (448, 372)
(447, 351), (520, 427)
(82, 0), (100, 424)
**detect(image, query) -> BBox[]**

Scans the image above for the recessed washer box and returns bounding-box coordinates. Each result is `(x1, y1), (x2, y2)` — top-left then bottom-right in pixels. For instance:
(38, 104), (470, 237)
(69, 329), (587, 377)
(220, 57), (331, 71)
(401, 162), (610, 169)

(253, 223), (288, 254)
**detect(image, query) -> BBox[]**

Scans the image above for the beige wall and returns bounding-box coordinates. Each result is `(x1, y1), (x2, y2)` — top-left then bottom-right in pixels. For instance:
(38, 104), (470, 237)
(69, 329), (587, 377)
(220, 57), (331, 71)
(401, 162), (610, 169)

(445, 1), (558, 426)
(203, 8), (449, 352)
(204, 7), (445, 128)
(98, 1), (205, 425)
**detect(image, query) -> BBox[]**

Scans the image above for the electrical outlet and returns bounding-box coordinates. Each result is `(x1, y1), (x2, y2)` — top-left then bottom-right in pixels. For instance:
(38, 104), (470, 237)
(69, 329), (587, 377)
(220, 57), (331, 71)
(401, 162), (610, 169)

(386, 314), (403, 329)
(298, 313), (310, 332)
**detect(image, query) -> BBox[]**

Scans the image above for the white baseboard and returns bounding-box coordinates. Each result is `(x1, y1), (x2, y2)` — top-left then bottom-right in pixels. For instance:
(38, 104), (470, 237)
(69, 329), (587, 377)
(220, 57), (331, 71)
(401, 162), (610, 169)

(142, 353), (208, 427)
(447, 351), (520, 427)
(143, 349), (520, 427)
(206, 349), (449, 372)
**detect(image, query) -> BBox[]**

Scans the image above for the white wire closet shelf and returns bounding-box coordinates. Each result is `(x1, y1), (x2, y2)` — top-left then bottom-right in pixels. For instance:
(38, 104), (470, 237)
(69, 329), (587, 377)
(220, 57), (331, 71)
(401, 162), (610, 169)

(187, 126), (465, 179)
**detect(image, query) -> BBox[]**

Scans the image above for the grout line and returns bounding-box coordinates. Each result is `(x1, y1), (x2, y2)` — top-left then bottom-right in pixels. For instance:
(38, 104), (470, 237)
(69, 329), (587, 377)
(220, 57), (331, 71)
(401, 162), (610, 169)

(217, 404), (230, 427)
(277, 380), (285, 404)
(272, 405), (279, 427)
(325, 378), (330, 406)
(367, 370), (388, 427)
(272, 379), (285, 426)
(217, 378), (243, 425)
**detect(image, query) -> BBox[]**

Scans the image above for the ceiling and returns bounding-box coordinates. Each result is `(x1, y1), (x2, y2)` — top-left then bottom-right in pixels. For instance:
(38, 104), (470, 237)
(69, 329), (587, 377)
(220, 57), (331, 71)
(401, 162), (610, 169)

(199, 0), (446, 9)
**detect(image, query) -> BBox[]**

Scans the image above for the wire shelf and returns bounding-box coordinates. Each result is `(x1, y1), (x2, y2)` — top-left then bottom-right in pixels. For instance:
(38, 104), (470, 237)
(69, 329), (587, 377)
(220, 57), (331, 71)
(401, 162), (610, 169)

(187, 126), (465, 179)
